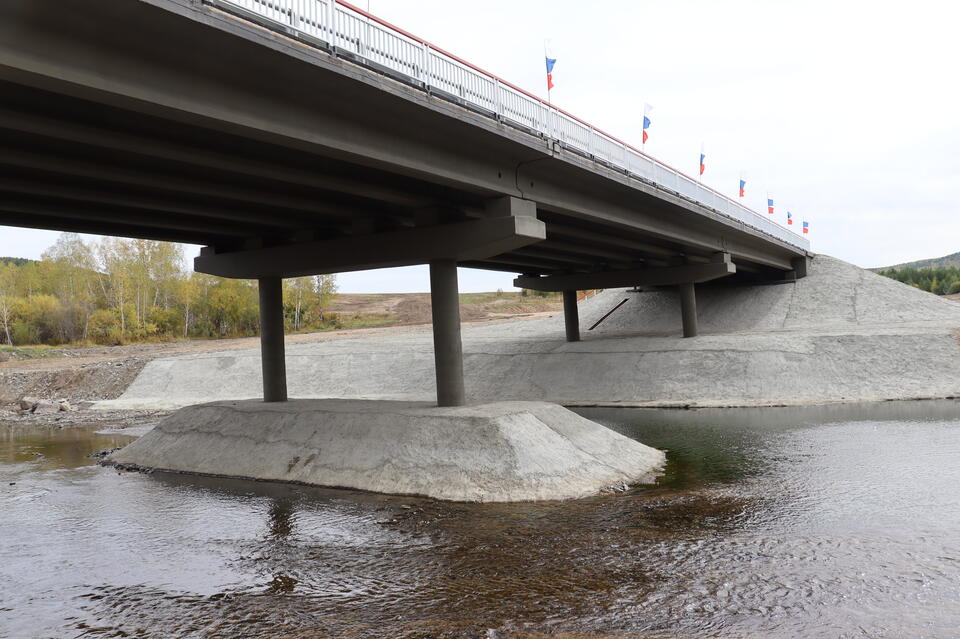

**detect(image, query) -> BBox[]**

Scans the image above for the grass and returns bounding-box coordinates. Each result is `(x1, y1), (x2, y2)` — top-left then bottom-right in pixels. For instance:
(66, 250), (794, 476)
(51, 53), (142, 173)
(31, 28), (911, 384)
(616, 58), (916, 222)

(290, 313), (400, 334)
(0, 344), (62, 361)
(337, 312), (400, 329)
(460, 291), (560, 304)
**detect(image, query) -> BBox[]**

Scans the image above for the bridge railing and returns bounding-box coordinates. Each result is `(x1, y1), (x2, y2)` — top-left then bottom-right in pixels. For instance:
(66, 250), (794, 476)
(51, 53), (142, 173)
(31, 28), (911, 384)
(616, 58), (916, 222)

(210, 0), (810, 252)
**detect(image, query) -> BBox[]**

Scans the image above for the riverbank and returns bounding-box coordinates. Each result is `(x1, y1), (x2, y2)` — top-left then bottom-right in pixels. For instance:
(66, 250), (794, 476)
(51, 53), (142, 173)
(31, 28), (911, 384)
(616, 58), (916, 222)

(0, 310), (556, 425)
(97, 255), (960, 410)
(5, 254), (960, 417)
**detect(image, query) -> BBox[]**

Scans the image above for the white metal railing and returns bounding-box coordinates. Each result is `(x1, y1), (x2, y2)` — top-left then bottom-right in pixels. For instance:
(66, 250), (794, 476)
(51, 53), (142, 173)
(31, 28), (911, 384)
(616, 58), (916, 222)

(210, 0), (810, 252)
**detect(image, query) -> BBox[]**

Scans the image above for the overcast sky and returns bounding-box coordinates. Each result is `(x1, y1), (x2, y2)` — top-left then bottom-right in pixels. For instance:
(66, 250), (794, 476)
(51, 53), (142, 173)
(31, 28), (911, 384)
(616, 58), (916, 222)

(2, 0), (957, 291)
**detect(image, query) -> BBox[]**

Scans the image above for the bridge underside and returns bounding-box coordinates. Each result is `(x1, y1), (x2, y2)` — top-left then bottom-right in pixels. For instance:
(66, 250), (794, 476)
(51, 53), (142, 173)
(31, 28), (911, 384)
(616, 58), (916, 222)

(0, 0), (806, 282)
(0, 0), (811, 406)
(0, 77), (800, 283)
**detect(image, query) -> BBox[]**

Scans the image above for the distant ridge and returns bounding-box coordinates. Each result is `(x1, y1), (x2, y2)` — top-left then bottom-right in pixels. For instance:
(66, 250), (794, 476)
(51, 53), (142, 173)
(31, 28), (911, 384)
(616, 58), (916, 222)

(0, 256), (35, 267)
(873, 251), (960, 271)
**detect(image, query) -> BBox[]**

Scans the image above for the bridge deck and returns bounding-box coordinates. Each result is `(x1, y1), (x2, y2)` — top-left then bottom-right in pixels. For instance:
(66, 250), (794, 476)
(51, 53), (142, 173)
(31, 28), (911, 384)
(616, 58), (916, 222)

(0, 0), (808, 282)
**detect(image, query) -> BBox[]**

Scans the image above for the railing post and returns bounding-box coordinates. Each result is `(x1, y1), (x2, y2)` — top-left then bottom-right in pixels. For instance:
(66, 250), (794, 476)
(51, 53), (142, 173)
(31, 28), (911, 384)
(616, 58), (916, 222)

(419, 41), (429, 86)
(288, 0), (297, 31)
(362, 14), (370, 57)
(326, 0), (337, 49)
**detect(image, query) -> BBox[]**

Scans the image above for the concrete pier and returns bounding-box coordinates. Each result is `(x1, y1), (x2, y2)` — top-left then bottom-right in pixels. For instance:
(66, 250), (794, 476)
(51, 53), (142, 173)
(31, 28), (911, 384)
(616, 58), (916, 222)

(679, 282), (698, 338)
(109, 399), (666, 502)
(258, 277), (287, 402)
(563, 290), (580, 342)
(430, 260), (465, 407)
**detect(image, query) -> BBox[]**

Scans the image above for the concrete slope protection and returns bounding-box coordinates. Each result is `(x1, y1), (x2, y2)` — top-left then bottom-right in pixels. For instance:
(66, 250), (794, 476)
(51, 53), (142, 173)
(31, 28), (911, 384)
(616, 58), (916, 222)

(110, 399), (665, 502)
(578, 254), (960, 334)
(100, 255), (960, 409)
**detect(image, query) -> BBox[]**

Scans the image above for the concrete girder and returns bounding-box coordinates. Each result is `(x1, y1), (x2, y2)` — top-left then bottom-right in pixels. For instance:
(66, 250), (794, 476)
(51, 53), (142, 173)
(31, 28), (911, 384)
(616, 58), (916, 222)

(537, 238), (640, 263)
(464, 257), (569, 274)
(0, 177), (303, 229)
(514, 260), (736, 292)
(195, 200), (547, 279)
(545, 223), (679, 258)
(0, 197), (257, 238)
(0, 211), (209, 245)
(511, 246), (602, 267)
(518, 162), (798, 271)
(0, 147), (398, 222)
(0, 106), (432, 209)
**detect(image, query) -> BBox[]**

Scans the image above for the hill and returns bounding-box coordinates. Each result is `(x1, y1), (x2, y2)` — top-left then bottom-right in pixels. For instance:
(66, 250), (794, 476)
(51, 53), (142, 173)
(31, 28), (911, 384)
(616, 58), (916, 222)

(875, 250), (960, 271)
(0, 257), (36, 267)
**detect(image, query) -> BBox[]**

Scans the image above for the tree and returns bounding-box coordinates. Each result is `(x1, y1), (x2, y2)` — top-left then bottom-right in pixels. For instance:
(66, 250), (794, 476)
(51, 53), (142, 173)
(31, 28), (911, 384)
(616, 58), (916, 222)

(41, 233), (99, 341)
(0, 263), (15, 345)
(177, 274), (201, 338)
(2, 234), (340, 344)
(97, 237), (137, 340)
(285, 274), (338, 331)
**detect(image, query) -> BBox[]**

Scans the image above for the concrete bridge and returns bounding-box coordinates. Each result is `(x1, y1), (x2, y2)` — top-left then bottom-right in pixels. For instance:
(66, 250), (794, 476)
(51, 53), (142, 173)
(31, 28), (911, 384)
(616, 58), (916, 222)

(0, 0), (811, 499)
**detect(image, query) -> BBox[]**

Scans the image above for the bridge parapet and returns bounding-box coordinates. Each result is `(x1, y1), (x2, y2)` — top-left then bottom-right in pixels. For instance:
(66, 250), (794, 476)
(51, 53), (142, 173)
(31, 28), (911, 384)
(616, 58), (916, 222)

(211, 0), (809, 253)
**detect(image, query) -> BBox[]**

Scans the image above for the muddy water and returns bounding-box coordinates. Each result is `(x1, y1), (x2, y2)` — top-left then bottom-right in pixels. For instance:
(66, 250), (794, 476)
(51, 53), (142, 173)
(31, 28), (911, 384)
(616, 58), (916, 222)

(2, 401), (960, 638)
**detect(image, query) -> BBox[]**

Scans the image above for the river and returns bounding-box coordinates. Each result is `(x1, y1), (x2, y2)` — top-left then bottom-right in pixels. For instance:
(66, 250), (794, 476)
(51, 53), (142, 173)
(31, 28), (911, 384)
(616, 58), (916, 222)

(2, 401), (959, 638)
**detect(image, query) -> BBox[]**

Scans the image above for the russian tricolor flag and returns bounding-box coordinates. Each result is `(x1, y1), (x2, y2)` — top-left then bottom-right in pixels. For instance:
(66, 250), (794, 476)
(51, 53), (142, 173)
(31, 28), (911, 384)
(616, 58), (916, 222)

(787, 211), (793, 225)
(739, 177), (746, 198)
(802, 221), (809, 234)
(767, 197), (775, 215)
(545, 56), (556, 91)
(699, 143), (705, 176)
(643, 103), (653, 144)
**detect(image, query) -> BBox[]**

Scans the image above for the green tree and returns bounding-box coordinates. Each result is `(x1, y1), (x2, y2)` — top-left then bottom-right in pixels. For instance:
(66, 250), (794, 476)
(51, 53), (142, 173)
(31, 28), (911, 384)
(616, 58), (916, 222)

(0, 263), (15, 345)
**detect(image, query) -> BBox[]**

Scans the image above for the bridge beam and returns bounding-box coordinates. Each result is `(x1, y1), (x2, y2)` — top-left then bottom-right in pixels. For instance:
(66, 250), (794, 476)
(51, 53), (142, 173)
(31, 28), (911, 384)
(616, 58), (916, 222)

(195, 202), (545, 279)
(514, 258), (735, 292)
(258, 277), (287, 402)
(563, 290), (580, 342)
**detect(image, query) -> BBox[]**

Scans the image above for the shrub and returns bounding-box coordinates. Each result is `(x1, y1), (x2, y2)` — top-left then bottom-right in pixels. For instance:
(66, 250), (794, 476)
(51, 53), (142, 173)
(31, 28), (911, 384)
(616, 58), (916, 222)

(10, 320), (37, 346)
(88, 309), (121, 345)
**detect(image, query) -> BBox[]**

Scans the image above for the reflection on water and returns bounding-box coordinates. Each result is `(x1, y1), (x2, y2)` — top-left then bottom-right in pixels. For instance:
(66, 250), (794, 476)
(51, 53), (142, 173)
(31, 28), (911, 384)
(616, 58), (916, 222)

(2, 401), (960, 638)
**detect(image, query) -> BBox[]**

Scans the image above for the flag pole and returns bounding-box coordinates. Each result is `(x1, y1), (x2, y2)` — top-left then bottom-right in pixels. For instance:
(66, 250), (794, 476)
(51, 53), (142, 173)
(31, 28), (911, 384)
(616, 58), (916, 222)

(544, 40), (551, 105)
(698, 142), (703, 183)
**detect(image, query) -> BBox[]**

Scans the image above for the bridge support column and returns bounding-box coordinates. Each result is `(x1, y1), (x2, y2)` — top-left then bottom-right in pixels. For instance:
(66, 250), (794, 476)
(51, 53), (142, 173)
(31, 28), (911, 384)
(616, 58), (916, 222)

(679, 282), (698, 338)
(258, 277), (288, 402)
(562, 290), (580, 342)
(430, 260), (465, 407)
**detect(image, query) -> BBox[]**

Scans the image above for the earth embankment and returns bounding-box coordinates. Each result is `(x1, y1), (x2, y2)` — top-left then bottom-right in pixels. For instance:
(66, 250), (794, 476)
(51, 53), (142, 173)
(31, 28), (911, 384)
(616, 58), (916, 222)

(97, 255), (960, 409)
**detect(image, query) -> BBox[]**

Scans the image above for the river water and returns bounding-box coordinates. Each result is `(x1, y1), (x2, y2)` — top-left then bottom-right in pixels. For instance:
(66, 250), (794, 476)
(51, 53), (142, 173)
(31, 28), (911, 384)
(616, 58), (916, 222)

(2, 401), (959, 638)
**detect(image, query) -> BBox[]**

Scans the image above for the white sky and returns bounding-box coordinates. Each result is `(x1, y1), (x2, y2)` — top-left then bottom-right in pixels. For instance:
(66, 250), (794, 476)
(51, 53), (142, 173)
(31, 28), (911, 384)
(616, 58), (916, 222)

(2, 0), (958, 292)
